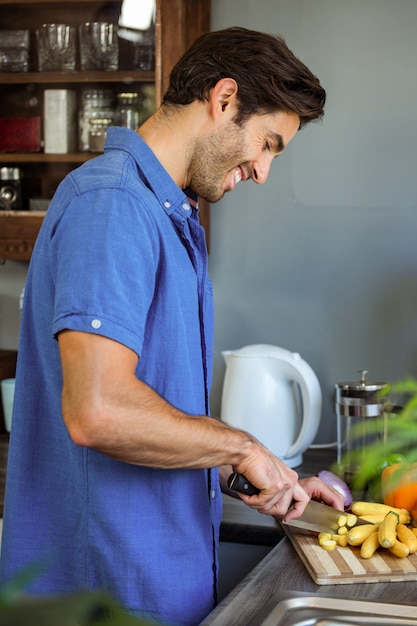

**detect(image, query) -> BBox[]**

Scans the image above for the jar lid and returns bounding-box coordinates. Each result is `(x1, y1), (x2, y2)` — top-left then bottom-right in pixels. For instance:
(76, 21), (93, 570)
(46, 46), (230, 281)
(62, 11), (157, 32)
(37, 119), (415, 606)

(117, 92), (139, 98)
(89, 118), (113, 126)
(335, 370), (389, 394)
(82, 89), (114, 98)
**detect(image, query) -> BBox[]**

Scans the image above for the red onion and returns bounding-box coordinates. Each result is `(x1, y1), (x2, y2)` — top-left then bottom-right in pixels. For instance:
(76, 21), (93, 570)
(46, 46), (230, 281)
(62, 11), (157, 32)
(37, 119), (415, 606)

(318, 470), (353, 508)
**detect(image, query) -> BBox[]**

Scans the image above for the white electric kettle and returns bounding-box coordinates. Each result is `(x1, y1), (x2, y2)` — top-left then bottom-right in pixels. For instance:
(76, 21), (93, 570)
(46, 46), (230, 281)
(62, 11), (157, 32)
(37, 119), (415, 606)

(220, 344), (322, 467)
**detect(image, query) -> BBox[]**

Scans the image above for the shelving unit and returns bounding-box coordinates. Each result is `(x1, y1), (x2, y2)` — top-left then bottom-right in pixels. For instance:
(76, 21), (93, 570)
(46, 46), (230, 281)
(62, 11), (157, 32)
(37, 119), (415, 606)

(0, 0), (211, 260)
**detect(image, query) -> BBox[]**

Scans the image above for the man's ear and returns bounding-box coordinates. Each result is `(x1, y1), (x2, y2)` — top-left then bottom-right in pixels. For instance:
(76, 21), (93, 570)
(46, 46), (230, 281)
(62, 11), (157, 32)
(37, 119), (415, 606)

(209, 78), (238, 118)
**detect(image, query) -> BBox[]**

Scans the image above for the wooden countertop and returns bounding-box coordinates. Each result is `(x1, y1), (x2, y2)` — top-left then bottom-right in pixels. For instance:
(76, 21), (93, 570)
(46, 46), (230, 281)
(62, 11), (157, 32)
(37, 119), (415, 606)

(200, 534), (417, 625)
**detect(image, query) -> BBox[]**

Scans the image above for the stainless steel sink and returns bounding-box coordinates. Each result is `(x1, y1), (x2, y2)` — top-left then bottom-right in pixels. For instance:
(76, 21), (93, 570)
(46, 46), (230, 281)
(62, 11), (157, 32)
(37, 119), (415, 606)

(247, 590), (417, 626)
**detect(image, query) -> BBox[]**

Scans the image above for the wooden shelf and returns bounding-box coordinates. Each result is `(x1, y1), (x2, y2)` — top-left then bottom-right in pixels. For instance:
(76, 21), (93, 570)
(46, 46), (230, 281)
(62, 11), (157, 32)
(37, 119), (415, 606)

(0, 211), (45, 261)
(0, 153), (97, 164)
(0, 71), (155, 85)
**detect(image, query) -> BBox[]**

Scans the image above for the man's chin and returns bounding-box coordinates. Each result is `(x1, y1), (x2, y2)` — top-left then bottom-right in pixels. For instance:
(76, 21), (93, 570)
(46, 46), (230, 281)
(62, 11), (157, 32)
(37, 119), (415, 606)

(199, 190), (227, 204)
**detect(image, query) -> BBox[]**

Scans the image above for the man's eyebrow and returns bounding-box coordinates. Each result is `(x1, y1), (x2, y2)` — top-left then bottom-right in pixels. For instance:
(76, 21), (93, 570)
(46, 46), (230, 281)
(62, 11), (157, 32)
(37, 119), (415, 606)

(270, 132), (285, 153)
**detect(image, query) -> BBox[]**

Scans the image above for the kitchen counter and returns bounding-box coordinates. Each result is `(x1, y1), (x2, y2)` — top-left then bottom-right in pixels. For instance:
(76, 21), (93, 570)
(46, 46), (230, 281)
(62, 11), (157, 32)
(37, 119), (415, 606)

(203, 447), (417, 625)
(200, 533), (417, 625)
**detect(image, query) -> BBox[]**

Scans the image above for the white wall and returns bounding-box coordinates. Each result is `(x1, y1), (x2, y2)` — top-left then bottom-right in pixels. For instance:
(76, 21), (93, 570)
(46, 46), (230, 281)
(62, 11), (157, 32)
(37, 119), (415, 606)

(209, 0), (417, 443)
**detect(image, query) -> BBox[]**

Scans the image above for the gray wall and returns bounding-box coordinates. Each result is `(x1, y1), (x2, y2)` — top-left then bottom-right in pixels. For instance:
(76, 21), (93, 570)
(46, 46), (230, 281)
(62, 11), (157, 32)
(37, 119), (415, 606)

(1, 1), (416, 447)
(209, 0), (417, 443)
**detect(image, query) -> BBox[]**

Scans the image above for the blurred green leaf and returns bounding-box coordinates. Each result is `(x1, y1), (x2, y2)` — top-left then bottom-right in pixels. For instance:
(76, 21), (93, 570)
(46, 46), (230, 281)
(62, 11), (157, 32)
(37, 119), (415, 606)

(0, 591), (158, 626)
(0, 568), (163, 626)
(0, 562), (45, 607)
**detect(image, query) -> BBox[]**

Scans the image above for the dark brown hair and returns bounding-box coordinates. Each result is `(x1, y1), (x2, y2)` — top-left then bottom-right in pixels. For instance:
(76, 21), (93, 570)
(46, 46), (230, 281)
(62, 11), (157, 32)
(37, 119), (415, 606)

(162, 27), (326, 128)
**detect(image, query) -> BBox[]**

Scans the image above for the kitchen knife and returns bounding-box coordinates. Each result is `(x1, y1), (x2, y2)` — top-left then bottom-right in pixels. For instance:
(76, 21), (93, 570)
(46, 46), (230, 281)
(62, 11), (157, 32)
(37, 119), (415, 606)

(227, 472), (370, 534)
(282, 499), (370, 534)
(227, 472), (260, 495)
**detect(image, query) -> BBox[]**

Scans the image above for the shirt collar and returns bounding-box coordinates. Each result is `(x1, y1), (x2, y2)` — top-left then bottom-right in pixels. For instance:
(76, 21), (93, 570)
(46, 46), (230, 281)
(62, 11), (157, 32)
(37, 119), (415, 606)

(104, 127), (198, 220)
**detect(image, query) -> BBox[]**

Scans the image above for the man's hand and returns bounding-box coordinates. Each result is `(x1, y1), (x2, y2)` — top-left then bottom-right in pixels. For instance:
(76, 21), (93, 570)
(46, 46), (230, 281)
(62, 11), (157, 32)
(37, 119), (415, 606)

(284, 475), (345, 522)
(222, 460), (345, 521)
(299, 475), (345, 509)
(223, 449), (310, 518)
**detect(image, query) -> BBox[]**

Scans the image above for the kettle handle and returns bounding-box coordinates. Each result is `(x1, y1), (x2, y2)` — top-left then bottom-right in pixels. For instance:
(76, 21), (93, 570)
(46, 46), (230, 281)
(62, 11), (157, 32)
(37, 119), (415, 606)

(281, 353), (322, 461)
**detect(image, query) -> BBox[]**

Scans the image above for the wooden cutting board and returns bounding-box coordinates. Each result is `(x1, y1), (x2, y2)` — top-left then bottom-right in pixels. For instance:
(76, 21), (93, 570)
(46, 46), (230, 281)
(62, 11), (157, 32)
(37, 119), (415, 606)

(283, 526), (417, 585)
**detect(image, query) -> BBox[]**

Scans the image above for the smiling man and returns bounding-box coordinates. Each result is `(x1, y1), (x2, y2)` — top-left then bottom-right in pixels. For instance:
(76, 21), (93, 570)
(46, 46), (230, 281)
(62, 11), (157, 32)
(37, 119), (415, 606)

(0, 27), (342, 626)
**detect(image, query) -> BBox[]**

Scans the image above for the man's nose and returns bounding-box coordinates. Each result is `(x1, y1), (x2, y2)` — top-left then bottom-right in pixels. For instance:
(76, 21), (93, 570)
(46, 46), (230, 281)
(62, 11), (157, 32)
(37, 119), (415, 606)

(251, 158), (272, 185)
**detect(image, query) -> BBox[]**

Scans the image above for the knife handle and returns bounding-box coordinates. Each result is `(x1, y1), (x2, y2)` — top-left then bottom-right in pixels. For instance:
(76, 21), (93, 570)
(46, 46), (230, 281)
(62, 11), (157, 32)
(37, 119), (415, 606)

(227, 473), (260, 496)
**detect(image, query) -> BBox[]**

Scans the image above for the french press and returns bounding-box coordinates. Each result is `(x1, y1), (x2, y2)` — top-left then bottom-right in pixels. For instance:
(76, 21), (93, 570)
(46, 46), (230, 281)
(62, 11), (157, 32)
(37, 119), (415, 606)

(335, 370), (390, 486)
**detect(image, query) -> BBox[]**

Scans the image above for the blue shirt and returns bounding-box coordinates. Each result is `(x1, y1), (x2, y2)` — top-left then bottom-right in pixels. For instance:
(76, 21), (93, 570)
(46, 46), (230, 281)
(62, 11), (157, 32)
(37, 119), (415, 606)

(0, 127), (221, 626)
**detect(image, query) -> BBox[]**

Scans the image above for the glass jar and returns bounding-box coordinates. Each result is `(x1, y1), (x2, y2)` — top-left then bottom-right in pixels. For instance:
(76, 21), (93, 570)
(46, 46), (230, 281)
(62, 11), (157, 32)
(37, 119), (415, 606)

(78, 89), (114, 151)
(115, 92), (140, 130)
(88, 117), (112, 153)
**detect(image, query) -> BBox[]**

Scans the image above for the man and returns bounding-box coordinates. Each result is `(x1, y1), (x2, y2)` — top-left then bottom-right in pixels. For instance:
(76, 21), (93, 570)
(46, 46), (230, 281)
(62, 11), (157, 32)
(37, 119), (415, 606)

(0, 27), (342, 625)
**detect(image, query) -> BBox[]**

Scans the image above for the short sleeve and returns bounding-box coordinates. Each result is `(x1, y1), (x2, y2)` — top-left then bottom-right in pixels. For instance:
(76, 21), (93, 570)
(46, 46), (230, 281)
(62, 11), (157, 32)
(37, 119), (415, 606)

(51, 186), (158, 356)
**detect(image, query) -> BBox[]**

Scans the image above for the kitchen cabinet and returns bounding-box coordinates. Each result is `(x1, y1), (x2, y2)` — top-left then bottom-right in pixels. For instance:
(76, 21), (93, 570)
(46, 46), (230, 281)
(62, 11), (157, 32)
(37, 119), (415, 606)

(0, 0), (211, 261)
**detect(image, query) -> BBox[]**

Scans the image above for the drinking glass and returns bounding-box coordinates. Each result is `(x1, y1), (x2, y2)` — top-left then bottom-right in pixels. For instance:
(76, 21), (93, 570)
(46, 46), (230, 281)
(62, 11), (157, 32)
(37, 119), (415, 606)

(79, 22), (118, 71)
(36, 24), (76, 71)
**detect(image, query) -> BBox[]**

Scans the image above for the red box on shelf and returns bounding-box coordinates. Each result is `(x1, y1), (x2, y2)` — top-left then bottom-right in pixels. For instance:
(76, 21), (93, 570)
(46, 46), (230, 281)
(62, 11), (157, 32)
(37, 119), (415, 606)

(0, 117), (41, 152)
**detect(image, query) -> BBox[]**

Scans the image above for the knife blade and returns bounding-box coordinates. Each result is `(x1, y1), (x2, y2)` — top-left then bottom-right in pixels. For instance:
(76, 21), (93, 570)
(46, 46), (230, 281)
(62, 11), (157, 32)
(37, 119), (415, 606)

(282, 499), (370, 534)
(227, 472), (371, 534)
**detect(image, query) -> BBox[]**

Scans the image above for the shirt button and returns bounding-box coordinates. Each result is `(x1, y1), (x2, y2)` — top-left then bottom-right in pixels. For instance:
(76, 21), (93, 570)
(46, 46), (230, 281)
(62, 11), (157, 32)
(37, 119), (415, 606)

(210, 490), (216, 500)
(164, 201), (171, 208)
(182, 202), (190, 211)
(91, 319), (102, 329)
